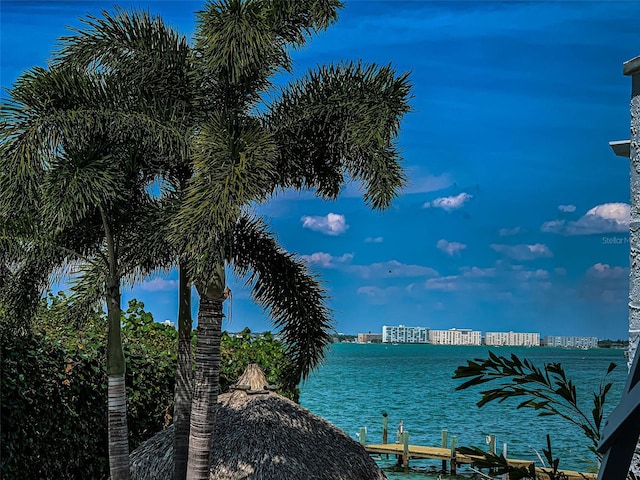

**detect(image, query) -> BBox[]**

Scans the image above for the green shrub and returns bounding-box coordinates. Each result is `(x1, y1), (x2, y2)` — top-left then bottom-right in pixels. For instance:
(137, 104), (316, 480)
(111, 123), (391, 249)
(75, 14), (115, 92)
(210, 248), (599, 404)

(1, 295), (176, 480)
(1, 294), (295, 479)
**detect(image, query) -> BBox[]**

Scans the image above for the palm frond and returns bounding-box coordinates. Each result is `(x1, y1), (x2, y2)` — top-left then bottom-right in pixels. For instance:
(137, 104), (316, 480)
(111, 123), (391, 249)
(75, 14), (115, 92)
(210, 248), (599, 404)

(226, 214), (334, 387)
(196, 0), (287, 97)
(267, 61), (412, 209)
(118, 197), (179, 284)
(453, 352), (619, 458)
(55, 7), (194, 124)
(171, 114), (278, 268)
(0, 216), (105, 331)
(55, 7), (190, 77)
(267, 0), (343, 46)
(195, 0), (343, 108)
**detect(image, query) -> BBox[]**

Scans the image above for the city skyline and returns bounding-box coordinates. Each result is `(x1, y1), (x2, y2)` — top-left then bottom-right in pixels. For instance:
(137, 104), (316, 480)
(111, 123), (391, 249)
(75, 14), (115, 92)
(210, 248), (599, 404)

(2, 1), (638, 338)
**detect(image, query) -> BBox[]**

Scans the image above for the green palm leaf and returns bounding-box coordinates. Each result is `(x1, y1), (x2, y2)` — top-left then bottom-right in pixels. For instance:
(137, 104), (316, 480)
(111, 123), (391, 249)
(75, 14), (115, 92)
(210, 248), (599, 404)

(267, 61), (412, 209)
(226, 215), (333, 387)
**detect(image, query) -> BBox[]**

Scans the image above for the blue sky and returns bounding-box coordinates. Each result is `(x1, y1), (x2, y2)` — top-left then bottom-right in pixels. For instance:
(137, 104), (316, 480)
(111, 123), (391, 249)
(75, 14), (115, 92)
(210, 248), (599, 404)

(2, 1), (638, 339)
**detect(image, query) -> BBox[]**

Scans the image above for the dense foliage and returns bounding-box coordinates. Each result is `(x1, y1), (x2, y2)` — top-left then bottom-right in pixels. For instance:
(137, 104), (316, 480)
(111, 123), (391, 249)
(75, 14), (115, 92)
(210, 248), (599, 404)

(1, 295), (293, 480)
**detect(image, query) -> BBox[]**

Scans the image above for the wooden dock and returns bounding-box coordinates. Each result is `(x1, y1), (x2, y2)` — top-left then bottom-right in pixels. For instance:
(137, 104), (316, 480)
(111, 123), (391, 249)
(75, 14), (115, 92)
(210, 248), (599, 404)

(364, 442), (597, 480)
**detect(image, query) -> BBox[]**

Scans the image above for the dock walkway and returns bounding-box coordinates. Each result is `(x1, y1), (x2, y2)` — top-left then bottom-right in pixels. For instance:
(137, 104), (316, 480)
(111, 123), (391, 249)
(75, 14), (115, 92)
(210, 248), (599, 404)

(364, 443), (596, 480)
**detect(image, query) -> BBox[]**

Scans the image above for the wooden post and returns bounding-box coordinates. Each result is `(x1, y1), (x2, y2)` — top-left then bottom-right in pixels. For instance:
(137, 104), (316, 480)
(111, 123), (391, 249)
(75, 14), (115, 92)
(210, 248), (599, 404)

(382, 413), (388, 444)
(382, 412), (388, 459)
(488, 434), (497, 474)
(359, 427), (366, 446)
(501, 443), (509, 480)
(441, 429), (448, 472)
(450, 435), (457, 475)
(402, 431), (410, 472)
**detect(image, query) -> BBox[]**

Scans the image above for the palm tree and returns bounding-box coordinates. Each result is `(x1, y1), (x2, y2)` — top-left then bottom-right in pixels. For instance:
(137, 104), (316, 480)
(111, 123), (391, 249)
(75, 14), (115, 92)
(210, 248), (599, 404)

(54, 11), (198, 478)
(0, 64), (179, 480)
(174, 2), (411, 478)
(54, 2), (412, 479)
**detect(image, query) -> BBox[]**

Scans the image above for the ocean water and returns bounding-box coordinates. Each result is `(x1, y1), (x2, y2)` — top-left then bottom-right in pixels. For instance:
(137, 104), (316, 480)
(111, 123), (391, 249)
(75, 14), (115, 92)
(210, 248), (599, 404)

(298, 343), (628, 479)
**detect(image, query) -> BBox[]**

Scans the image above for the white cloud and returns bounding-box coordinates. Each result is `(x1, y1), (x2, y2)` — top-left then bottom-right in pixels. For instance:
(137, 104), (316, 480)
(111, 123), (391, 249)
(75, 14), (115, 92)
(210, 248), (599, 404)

(139, 278), (178, 292)
(542, 203), (630, 235)
(300, 252), (353, 268)
(350, 260), (439, 278)
(436, 239), (467, 256)
(424, 276), (459, 291)
(461, 266), (496, 278)
(423, 192), (473, 211)
(558, 204), (576, 212)
(419, 264), (550, 295)
(405, 173), (453, 194)
(541, 220), (565, 233)
(515, 269), (549, 281)
(490, 243), (553, 261)
(365, 236), (384, 243)
(301, 213), (349, 235)
(356, 285), (401, 304)
(499, 226), (521, 236)
(341, 172), (452, 197)
(357, 286), (384, 296)
(587, 263), (628, 279)
(580, 263), (629, 304)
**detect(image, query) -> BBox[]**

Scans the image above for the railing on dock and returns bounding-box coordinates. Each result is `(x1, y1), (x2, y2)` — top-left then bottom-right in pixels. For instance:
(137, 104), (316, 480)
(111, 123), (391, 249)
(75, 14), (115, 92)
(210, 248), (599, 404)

(361, 414), (597, 480)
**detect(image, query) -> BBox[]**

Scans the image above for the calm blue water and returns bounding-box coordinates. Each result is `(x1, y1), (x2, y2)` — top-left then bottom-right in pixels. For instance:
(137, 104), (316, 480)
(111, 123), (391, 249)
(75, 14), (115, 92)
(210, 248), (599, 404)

(299, 343), (627, 479)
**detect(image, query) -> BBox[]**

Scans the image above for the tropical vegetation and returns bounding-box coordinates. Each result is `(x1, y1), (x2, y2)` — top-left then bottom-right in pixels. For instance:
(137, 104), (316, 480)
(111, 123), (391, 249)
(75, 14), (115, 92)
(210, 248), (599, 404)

(0, 294), (294, 480)
(1, 1), (412, 479)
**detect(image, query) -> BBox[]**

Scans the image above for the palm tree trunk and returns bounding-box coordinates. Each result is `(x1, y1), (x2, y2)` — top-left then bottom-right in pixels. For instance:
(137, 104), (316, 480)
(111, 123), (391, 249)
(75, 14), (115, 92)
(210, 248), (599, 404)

(106, 273), (130, 480)
(185, 292), (223, 480)
(173, 262), (193, 480)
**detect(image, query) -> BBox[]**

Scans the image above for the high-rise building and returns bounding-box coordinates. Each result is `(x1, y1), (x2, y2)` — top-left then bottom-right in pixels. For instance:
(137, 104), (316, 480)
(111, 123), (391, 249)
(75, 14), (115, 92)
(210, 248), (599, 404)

(485, 331), (540, 347)
(543, 336), (599, 349)
(429, 328), (481, 345)
(382, 325), (429, 343)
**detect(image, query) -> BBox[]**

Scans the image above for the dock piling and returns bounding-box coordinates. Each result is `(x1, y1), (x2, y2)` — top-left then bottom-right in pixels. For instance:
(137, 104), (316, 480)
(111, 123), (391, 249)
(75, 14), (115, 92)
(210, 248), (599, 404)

(488, 434), (497, 474)
(381, 413), (388, 458)
(488, 434), (496, 454)
(359, 427), (367, 446)
(402, 431), (409, 472)
(382, 413), (388, 444)
(441, 429), (448, 472)
(450, 435), (457, 475)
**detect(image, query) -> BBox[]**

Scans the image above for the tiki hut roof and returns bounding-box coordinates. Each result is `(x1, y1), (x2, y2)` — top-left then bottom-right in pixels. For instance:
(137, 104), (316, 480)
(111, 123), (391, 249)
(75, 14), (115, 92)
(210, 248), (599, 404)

(130, 363), (386, 480)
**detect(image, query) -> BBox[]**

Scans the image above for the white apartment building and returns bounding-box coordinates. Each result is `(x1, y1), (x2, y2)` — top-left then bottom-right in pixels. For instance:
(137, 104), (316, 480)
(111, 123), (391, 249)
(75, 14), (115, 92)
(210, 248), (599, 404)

(429, 328), (481, 345)
(544, 336), (599, 349)
(382, 325), (429, 343)
(485, 331), (540, 347)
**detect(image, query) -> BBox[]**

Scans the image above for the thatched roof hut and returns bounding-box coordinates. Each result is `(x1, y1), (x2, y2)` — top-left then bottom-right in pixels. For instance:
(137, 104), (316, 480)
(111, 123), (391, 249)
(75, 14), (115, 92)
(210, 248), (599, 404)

(130, 364), (386, 480)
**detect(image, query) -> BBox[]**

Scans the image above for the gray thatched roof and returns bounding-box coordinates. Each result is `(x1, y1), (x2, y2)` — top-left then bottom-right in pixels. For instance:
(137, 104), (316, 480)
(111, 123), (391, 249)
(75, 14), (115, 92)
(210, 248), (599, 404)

(130, 364), (386, 480)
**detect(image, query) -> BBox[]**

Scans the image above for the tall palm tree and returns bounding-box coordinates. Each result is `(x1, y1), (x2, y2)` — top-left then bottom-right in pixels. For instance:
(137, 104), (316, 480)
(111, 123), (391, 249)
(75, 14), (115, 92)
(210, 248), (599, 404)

(54, 2), (412, 479)
(54, 11), (199, 478)
(173, 2), (411, 479)
(0, 65), (179, 480)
